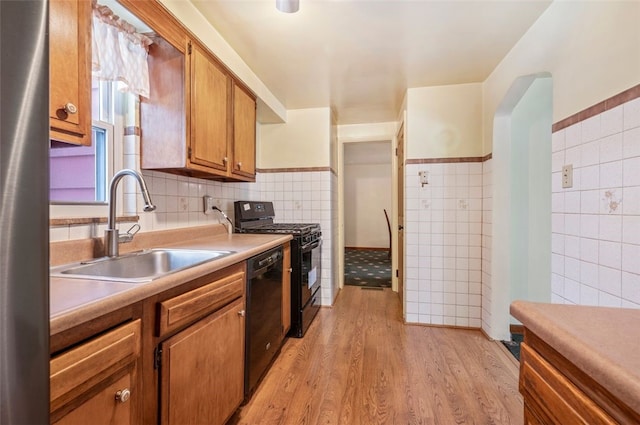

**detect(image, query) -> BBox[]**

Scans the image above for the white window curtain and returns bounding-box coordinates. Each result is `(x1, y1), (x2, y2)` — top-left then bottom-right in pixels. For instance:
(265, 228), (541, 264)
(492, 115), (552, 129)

(92, 2), (152, 98)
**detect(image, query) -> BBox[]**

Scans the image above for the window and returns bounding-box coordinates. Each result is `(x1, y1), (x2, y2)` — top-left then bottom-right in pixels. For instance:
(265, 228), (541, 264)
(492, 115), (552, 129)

(49, 80), (115, 204)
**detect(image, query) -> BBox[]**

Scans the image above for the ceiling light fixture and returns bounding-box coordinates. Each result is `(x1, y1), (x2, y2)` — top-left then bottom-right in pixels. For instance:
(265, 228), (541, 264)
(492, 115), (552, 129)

(276, 0), (299, 13)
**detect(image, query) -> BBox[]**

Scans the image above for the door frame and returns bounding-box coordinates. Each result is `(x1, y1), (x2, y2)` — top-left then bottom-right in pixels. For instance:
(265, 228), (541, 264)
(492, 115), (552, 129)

(395, 123), (405, 312)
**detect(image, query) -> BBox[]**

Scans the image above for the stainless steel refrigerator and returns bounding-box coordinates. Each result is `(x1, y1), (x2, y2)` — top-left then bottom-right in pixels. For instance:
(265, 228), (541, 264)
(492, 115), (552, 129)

(0, 1), (50, 423)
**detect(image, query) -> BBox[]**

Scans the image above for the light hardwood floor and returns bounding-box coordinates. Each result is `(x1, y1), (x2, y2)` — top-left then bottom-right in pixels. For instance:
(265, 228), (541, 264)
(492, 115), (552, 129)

(230, 286), (523, 425)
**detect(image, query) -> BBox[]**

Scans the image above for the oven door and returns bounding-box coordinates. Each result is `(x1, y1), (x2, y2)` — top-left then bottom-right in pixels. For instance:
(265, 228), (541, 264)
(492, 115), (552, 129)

(301, 237), (322, 307)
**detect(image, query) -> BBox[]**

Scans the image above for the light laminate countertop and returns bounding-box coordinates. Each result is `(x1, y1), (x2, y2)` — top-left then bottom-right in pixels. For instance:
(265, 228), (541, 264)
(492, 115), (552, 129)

(50, 231), (292, 335)
(510, 301), (640, 415)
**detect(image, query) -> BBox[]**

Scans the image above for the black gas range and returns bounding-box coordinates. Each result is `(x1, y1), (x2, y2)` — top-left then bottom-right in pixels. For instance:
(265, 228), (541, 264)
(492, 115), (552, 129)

(234, 201), (322, 338)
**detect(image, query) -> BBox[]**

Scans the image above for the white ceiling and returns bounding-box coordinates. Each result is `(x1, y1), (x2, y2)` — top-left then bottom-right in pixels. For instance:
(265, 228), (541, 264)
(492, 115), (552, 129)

(191, 0), (552, 125)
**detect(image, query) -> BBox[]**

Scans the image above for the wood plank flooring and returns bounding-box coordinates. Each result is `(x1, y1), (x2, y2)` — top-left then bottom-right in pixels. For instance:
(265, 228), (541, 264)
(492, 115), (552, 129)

(230, 286), (523, 425)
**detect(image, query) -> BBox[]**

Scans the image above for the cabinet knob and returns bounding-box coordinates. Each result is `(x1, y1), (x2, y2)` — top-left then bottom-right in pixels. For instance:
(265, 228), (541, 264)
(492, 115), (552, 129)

(64, 102), (78, 115)
(237, 162), (242, 169)
(238, 310), (246, 317)
(288, 268), (293, 273)
(222, 157), (228, 164)
(115, 388), (131, 403)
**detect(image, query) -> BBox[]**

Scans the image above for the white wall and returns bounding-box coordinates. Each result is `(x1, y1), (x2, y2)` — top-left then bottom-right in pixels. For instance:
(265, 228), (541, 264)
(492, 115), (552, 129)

(344, 142), (392, 248)
(259, 108), (331, 169)
(482, 0), (640, 338)
(483, 1), (640, 154)
(490, 76), (552, 339)
(338, 122), (398, 143)
(510, 77), (552, 307)
(407, 83), (483, 159)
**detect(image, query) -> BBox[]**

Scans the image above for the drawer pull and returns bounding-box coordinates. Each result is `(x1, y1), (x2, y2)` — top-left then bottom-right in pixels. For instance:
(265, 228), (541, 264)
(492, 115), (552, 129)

(238, 309), (246, 317)
(115, 388), (131, 403)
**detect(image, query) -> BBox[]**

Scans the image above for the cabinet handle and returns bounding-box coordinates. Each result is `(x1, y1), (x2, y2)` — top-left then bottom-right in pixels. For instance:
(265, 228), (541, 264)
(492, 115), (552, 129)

(64, 102), (78, 115)
(237, 162), (242, 169)
(238, 310), (246, 317)
(288, 268), (293, 273)
(115, 388), (131, 403)
(222, 157), (228, 165)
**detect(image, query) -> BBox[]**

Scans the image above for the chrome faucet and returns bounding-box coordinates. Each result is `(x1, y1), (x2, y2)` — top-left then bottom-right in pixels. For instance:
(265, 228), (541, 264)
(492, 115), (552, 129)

(104, 169), (156, 257)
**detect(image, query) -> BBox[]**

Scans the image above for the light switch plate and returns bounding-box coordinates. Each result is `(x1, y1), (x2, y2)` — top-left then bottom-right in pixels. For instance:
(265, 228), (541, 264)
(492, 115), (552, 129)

(562, 164), (573, 188)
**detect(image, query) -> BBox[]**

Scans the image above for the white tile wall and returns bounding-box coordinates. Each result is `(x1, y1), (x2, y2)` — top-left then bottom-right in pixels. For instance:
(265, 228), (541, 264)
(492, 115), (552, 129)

(405, 161), (483, 328)
(259, 170), (336, 305)
(481, 158), (493, 335)
(552, 96), (640, 309)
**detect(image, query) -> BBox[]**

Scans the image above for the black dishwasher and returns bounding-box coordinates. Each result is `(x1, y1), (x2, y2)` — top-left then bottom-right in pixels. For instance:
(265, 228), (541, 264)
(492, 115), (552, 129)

(245, 246), (283, 398)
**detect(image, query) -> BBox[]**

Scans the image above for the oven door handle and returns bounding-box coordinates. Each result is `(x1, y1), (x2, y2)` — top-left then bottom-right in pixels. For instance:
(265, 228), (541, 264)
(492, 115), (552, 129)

(301, 240), (321, 252)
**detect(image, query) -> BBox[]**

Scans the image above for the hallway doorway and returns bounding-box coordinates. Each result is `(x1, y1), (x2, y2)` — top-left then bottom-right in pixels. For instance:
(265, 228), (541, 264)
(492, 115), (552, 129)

(342, 141), (393, 288)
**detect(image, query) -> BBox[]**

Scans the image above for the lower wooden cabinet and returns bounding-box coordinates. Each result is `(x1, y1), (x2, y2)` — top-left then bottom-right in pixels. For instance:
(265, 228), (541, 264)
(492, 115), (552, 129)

(159, 297), (246, 425)
(53, 373), (134, 425)
(50, 320), (141, 424)
(520, 343), (616, 424)
(519, 331), (639, 425)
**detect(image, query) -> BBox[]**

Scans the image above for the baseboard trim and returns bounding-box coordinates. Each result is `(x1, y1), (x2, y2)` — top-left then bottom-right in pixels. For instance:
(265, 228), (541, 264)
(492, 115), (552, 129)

(345, 246), (388, 251)
(402, 321), (481, 332)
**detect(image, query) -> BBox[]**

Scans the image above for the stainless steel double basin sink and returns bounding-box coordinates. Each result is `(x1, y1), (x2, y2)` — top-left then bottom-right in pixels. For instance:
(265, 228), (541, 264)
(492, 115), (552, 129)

(51, 248), (234, 283)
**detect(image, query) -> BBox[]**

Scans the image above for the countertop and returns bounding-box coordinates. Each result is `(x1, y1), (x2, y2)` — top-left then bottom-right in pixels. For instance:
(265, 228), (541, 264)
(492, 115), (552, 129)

(510, 301), (640, 415)
(50, 230), (292, 336)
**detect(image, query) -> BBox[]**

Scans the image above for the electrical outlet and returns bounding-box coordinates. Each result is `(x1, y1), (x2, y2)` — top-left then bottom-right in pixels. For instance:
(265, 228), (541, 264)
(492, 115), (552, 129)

(562, 164), (573, 188)
(203, 196), (215, 214)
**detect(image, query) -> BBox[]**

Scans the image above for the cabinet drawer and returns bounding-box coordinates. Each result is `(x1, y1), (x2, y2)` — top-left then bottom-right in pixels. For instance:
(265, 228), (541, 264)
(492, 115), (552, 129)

(50, 319), (141, 412)
(520, 343), (616, 425)
(53, 373), (133, 425)
(157, 270), (245, 337)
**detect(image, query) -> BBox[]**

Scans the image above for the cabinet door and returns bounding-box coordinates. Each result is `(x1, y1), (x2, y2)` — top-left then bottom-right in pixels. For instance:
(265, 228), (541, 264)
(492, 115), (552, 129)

(189, 42), (230, 174)
(160, 298), (245, 425)
(49, 0), (91, 146)
(230, 82), (256, 180)
(282, 242), (291, 337)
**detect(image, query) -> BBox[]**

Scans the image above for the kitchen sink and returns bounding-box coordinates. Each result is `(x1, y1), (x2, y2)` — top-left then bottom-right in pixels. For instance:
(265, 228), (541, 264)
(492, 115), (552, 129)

(50, 249), (234, 283)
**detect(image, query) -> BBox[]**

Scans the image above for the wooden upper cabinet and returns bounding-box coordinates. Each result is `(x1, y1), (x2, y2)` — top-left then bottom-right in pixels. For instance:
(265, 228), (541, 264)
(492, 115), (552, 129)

(140, 36), (256, 181)
(49, 0), (91, 146)
(189, 42), (231, 174)
(230, 82), (257, 180)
